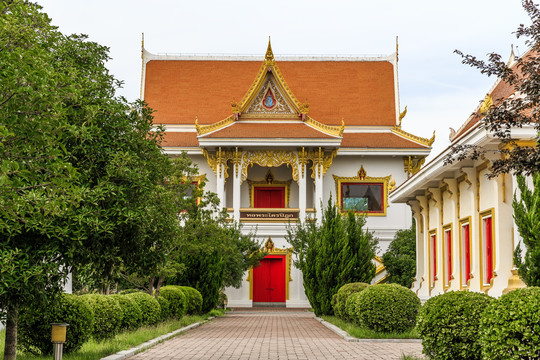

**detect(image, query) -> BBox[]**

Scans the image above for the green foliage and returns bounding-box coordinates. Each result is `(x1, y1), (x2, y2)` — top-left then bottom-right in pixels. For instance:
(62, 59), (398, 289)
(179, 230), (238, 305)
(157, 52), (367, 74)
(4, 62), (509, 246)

(81, 295), (124, 341)
(513, 174), (540, 286)
(180, 286), (203, 314)
(124, 292), (161, 326)
(218, 291), (228, 309)
(157, 296), (171, 321)
(333, 282), (369, 320)
(354, 284), (420, 333)
(479, 287), (540, 360)
(416, 291), (494, 360)
(382, 220), (416, 288)
(287, 199), (378, 316)
(110, 295), (142, 331)
(18, 294), (93, 355)
(345, 291), (363, 323)
(158, 286), (187, 319)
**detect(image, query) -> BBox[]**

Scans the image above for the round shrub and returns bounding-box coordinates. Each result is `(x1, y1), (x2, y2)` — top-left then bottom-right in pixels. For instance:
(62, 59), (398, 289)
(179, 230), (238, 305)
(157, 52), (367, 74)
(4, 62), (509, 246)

(480, 287), (540, 360)
(417, 291), (494, 360)
(218, 291), (228, 309)
(345, 291), (363, 324)
(159, 286), (187, 318)
(355, 283), (420, 333)
(118, 289), (141, 295)
(111, 294), (142, 330)
(81, 294), (123, 341)
(18, 293), (94, 355)
(334, 282), (369, 320)
(125, 292), (161, 326)
(157, 295), (171, 320)
(180, 286), (203, 314)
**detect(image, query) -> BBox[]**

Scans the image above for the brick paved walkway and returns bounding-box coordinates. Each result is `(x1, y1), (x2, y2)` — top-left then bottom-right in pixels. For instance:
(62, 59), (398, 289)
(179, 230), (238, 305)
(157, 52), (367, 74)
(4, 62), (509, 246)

(129, 309), (423, 360)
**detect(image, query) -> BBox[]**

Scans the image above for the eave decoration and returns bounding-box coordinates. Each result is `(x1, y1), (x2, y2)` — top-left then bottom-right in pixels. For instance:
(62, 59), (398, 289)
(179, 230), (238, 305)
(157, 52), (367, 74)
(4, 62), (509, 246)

(195, 38), (344, 139)
(333, 165), (395, 216)
(246, 237), (293, 301)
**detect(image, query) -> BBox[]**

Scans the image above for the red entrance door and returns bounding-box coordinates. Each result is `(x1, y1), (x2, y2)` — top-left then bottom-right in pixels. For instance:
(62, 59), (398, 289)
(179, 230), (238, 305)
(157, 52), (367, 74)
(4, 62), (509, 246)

(253, 255), (286, 303)
(254, 187), (285, 208)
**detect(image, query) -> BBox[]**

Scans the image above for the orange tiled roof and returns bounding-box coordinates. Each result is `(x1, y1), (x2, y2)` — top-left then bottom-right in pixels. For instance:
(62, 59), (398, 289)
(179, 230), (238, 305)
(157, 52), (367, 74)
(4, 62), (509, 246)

(144, 59), (396, 127)
(161, 132), (199, 147)
(341, 132), (430, 148)
(200, 122), (337, 139)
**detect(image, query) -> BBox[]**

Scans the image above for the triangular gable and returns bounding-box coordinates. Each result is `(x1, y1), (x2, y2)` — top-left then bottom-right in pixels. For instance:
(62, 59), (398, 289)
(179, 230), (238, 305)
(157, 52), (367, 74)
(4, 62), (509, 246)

(243, 75), (296, 117)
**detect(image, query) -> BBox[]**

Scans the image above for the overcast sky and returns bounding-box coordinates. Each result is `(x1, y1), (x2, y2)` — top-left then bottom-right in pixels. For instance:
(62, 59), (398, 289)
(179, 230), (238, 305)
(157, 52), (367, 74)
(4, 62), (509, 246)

(36, 0), (531, 159)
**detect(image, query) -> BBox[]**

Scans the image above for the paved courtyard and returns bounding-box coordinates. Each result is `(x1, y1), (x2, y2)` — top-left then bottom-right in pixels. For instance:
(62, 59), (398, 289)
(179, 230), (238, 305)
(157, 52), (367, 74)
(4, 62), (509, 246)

(129, 308), (423, 360)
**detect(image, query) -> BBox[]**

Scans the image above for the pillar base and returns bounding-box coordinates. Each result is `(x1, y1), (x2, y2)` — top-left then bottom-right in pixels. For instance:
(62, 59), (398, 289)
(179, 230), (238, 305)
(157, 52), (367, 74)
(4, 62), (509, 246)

(502, 268), (527, 295)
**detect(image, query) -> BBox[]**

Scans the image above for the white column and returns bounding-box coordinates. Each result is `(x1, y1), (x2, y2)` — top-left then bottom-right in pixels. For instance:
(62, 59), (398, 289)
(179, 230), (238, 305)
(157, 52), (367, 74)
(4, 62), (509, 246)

(298, 162), (306, 223)
(233, 157), (241, 222)
(314, 164), (324, 224)
(216, 162), (225, 209)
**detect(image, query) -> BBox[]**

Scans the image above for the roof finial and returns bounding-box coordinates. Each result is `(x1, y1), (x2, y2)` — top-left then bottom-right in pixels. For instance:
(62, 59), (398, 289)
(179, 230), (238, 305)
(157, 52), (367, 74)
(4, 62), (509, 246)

(265, 36), (275, 65)
(395, 35), (399, 62)
(507, 44), (516, 66)
(141, 32), (145, 59)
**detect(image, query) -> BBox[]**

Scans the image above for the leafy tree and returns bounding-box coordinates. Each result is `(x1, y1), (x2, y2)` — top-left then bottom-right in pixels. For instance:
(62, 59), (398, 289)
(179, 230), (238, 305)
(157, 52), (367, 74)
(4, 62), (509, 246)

(382, 220), (416, 288)
(447, 0), (540, 177)
(0, 2), (178, 358)
(513, 174), (540, 286)
(286, 199), (378, 316)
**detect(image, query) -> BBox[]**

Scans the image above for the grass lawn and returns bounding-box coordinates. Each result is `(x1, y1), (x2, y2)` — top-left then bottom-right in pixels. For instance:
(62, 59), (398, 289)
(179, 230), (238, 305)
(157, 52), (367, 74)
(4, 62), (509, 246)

(0, 310), (224, 360)
(320, 315), (420, 339)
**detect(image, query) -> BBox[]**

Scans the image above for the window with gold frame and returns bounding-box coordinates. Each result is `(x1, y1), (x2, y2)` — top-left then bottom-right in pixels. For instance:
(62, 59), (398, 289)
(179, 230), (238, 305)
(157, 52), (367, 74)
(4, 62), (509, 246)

(479, 208), (496, 289)
(459, 217), (472, 289)
(247, 170), (291, 208)
(429, 229), (437, 289)
(333, 166), (394, 216)
(442, 224), (453, 289)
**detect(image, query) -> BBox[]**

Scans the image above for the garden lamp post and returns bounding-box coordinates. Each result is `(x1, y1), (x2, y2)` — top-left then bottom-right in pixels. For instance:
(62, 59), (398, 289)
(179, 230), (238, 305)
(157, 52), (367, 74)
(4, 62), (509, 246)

(51, 323), (69, 360)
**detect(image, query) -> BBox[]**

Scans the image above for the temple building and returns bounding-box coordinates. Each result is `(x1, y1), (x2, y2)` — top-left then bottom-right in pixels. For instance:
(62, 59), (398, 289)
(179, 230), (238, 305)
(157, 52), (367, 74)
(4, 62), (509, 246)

(390, 49), (534, 300)
(141, 40), (434, 307)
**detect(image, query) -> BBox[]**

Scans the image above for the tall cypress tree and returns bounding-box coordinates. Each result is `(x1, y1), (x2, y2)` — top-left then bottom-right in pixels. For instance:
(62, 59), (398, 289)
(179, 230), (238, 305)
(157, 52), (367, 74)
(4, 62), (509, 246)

(513, 173), (540, 286)
(287, 199), (377, 315)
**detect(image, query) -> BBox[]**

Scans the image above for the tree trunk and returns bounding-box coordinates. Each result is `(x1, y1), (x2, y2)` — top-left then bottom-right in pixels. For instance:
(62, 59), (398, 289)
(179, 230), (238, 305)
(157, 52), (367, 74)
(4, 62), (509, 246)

(105, 283), (110, 295)
(147, 277), (155, 296)
(4, 302), (19, 360)
(154, 276), (164, 298)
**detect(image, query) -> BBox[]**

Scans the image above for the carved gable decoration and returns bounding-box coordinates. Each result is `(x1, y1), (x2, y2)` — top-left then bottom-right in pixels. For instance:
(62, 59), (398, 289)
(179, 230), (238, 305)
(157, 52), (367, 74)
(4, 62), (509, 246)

(244, 75), (296, 116)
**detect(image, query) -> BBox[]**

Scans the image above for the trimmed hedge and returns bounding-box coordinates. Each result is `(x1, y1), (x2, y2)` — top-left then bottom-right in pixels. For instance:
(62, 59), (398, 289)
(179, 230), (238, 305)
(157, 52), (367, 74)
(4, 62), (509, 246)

(159, 286), (187, 318)
(333, 282), (369, 320)
(111, 294), (142, 330)
(354, 283), (420, 333)
(417, 291), (494, 360)
(345, 291), (363, 324)
(18, 293), (94, 355)
(157, 295), (172, 321)
(480, 287), (540, 360)
(124, 292), (161, 326)
(81, 294), (123, 341)
(180, 286), (203, 314)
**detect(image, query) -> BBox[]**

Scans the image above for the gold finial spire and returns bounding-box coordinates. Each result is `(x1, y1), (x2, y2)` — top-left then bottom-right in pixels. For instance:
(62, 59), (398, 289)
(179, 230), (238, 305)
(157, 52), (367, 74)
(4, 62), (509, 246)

(141, 33), (145, 59)
(265, 36), (275, 65)
(396, 35), (399, 62)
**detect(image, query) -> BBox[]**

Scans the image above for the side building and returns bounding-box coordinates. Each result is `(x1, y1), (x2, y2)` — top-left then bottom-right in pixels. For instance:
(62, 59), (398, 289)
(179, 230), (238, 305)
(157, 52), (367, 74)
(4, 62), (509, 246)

(142, 40), (433, 307)
(390, 50), (534, 300)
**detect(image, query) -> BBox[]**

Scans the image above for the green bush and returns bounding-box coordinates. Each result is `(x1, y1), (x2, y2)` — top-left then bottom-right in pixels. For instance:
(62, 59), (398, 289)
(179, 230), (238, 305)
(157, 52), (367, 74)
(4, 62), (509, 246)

(159, 286), (187, 318)
(111, 294), (142, 330)
(118, 289), (142, 295)
(480, 287), (540, 360)
(157, 295), (171, 320)
(81, 294), (123, 341)
(354, 284), (420, 333)
(218, 291), (228, 309)
(18, 293), (94, 355)
(416, 291), (494, 360)
(125, 292), (161, 326)
(180, 286), (203, 314)
(345, 291), (364, 324)
(334, 282), (369, 320)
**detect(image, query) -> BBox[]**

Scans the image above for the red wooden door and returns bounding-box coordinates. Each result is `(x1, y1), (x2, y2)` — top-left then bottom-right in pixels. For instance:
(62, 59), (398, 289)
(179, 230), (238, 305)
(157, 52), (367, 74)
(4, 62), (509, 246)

(254, 187), (285, 208)
(253, 255), (285, 303)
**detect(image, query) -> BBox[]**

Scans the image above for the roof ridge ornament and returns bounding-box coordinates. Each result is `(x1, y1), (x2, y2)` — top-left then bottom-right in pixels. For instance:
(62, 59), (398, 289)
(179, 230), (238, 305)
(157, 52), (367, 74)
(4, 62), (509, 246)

(265, 37), (275, 65)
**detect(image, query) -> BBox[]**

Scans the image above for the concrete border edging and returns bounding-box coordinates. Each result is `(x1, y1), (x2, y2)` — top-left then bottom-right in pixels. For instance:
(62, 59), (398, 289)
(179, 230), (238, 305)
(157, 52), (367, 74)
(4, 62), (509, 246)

(100, 317), (213, 360)
(316, 317), (422, 343)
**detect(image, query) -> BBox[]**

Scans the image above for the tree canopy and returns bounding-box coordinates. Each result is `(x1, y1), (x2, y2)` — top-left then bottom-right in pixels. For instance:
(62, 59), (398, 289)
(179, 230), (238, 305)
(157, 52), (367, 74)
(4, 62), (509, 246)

(382, 220), (416, 288)
(447, 0), (540, 176)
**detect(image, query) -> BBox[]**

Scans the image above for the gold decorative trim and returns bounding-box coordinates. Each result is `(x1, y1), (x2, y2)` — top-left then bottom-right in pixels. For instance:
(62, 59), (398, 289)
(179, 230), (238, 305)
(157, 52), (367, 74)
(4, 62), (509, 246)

(480, 94), (493, 115)
(392, 126), (435, 147)
(309, 147), (337, 179)
(241, 150), (299, 183)
(403, 156), (426, 178)
(305, 116), (344, 137)
(202, 147), (233, 179)
(298, 147), (308, 179)
(442, 224), (453, 291)
(248, 170), (291, 208)
(476, 161), (490, 212)
(247, 237), (293, 301)
(333, 165), (392, 217)
(428, 229), (437, 292)
(459, 216), (472, 290)
(196, 115), (235, 136)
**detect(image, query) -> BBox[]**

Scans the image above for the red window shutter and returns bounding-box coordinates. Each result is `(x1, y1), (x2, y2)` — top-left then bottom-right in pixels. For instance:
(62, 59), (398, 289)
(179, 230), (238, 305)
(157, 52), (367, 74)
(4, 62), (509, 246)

(464, 225), (471, 284)
(485, 217), (493, 283)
